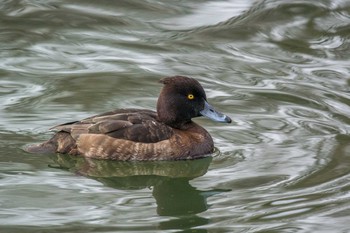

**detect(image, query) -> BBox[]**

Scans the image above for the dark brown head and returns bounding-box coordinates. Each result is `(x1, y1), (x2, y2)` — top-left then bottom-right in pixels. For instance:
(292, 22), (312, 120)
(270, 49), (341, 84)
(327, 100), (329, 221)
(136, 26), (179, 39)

(157, 76), (231, 129)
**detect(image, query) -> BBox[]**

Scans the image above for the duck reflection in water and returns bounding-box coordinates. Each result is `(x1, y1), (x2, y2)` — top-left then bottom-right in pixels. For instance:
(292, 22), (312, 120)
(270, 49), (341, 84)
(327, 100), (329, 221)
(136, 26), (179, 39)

(51, 154), (230, 232)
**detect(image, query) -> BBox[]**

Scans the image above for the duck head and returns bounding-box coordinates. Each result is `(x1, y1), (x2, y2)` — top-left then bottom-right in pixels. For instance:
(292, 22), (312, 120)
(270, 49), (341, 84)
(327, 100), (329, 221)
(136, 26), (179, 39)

(157, 76), (232, 129)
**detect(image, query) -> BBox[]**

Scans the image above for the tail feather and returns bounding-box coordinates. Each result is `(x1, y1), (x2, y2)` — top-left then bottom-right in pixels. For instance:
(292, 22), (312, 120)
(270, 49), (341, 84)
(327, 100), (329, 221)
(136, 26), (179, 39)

(25, 132), (77, 154)
(25, 141), (57, 154)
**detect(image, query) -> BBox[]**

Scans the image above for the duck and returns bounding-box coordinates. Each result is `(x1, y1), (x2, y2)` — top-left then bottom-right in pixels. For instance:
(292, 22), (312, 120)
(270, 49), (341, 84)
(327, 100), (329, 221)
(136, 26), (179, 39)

(26, 76), (232, 160)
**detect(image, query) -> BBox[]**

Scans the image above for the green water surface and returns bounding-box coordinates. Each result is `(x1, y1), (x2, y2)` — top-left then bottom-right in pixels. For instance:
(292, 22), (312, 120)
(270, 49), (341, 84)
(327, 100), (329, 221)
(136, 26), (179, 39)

(1, 0), (350, 232)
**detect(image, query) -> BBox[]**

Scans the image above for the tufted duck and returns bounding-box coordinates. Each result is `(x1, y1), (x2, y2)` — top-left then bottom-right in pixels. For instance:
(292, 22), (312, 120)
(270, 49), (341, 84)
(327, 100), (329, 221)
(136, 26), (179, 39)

(26, 76), (231, 160)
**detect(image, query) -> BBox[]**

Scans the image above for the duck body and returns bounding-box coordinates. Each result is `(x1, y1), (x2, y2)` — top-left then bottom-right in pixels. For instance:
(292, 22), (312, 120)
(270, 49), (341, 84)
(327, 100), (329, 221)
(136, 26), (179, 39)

(26, 76), (231, 160)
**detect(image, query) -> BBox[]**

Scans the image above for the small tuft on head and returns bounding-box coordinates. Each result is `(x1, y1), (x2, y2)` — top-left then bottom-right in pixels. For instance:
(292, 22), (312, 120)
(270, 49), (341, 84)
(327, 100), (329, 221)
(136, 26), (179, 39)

(159, 76), (205, 99)
(159, 76), (200, 86)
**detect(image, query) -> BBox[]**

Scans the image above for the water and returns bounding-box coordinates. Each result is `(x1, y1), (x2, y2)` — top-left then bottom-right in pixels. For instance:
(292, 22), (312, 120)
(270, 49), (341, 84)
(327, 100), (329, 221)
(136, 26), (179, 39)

(1, 0), (350, 232)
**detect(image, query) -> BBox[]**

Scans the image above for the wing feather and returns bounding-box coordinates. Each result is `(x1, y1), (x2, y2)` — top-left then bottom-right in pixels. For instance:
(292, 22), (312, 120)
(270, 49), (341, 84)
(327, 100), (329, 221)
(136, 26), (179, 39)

(50, 109), (173, 143)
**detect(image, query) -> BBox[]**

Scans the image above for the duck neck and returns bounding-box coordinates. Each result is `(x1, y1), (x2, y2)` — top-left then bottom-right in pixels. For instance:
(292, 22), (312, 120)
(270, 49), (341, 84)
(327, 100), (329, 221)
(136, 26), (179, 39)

(157, 104), (192, 130)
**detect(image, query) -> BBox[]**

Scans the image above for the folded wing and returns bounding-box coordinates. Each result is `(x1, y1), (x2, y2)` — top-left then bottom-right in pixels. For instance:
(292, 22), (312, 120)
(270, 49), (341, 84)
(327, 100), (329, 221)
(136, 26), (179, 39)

(51, 109), (174, 143)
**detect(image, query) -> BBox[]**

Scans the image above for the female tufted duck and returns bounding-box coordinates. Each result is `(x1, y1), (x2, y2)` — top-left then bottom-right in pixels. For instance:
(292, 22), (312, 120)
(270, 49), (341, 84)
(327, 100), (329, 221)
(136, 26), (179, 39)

(26, 76), (231, 160)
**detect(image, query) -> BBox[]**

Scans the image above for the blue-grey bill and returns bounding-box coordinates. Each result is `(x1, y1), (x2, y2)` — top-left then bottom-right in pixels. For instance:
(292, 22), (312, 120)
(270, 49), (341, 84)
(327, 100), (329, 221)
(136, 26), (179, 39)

(200, 101), (232, 123)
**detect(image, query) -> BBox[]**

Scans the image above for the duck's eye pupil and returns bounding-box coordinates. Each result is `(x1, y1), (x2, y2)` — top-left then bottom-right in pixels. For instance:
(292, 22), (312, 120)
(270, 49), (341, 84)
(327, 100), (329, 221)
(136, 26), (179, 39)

(187, 94), (194, 100)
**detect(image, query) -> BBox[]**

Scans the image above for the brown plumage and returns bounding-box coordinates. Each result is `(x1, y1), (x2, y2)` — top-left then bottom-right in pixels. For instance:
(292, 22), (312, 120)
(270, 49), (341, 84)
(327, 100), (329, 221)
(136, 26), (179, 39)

(26, 76), (232, 160)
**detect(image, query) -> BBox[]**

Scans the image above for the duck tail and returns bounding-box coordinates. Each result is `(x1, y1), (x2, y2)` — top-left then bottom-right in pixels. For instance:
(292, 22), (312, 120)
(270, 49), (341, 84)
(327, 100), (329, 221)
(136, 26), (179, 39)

(24, 132), (77, 154)
(25, 140), (58, 154)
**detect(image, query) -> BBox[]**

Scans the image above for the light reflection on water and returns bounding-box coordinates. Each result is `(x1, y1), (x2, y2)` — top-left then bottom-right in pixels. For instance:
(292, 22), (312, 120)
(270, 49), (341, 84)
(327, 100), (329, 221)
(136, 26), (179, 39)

(1, 0), (350, 232)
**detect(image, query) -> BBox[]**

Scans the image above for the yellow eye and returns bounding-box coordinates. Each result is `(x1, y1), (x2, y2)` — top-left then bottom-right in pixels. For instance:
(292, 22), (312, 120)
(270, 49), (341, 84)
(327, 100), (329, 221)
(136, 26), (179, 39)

(187, 94), (194, 100)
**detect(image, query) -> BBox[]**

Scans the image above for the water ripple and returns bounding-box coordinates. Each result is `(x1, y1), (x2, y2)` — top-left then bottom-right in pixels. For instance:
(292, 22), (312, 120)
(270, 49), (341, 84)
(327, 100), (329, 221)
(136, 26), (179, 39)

(1, 0), (350, 232)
